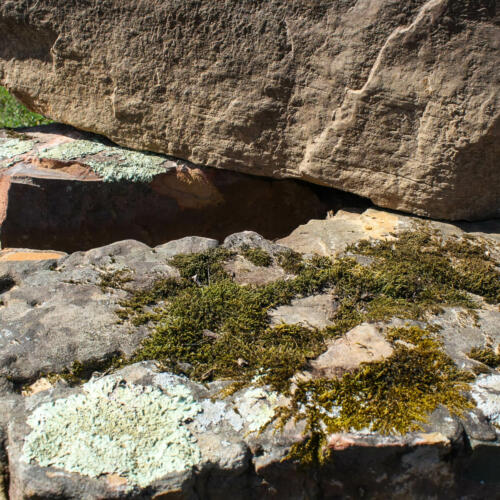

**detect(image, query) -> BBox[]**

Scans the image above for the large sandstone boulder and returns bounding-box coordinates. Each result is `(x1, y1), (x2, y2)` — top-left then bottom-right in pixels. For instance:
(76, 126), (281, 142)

(1, 0), (499, 220)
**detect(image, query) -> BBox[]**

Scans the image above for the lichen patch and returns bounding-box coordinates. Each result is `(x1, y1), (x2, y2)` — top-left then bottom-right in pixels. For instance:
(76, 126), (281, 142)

(0, 137), (36, 162)
(22, 376), (202, 487)
(38, 139), (168, 182)
(39, 139), (106, 160)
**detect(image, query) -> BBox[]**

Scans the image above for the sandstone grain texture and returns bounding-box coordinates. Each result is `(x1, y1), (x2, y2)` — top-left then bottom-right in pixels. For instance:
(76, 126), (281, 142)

(1, 0), (499, 220)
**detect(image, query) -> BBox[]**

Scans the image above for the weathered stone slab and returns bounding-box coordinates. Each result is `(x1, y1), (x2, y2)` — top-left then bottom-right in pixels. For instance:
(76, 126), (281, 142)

(0, 126), (332, 252)
(1, 0), (498, 220)
(5, 363), (500, 500)
(1, 223), (500, 498)
(0, 239), (178, 386)
(278, 207), (500, 257)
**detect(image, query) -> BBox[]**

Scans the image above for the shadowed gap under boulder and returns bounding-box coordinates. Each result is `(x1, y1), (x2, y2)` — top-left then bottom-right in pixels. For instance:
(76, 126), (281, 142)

(0, 125), (370, 252)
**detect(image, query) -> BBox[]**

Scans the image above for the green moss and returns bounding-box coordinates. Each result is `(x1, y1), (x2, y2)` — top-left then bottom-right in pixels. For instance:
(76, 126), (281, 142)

(169, 247), (235, 285)
(276, 248), (305, 274)
(0, 86), (52, 128)
(51, 228), (498, 464)
(98, 268), (133, 292)
(240, 245), (273, 267)
(467, 347), (500, 368)
(284, 326), (474, 465)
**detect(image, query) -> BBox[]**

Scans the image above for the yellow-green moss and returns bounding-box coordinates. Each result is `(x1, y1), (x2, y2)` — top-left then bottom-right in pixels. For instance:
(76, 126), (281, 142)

(276, 248), (305, 274)
(98, 268), (133, 292)
(240, 245), (273, 267)
(467, 347), (500, 368)
(284, 326), (474, 465)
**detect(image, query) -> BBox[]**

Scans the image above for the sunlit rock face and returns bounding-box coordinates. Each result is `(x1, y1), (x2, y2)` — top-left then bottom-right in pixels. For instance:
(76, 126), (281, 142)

(1, 0), (499, 220)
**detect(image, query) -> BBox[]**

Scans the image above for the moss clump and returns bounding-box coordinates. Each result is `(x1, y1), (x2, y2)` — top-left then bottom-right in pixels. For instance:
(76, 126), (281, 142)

(277, 248), (305, 274)
(352, 230), (499, 304)
(284, 326), (474, 465)
(468, 347), (500, 368)
(133, 279), (328, 384)
(170, 247), (235, 285)
(98, 269), (133, 292)
(240, 245), (273, 267)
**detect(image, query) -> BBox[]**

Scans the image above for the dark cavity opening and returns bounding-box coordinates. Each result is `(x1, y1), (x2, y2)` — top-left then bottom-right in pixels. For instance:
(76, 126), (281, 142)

(0, 275), (15, 295)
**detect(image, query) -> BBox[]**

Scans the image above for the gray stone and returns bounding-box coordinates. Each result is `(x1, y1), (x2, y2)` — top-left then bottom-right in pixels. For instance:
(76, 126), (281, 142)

(154, 237), (219, 258)
(0, 240), (178, 385)
(430, 308), (500, 371)
(223, 231), (287, 256)
(460, 409), (497, 443)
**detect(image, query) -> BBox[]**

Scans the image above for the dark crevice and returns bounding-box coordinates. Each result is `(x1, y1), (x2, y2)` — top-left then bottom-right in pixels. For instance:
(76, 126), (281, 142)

(0, 276), (15, 295)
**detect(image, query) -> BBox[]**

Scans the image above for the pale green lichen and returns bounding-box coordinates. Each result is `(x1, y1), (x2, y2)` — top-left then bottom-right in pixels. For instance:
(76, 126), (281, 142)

(22, 376), (202, 487)
(86, 148), (166, 183)
(0, 138), (36, 163)
(235, 387), (279, 432)
(39, 140), (106, 160)
(39, 139), (167, 183)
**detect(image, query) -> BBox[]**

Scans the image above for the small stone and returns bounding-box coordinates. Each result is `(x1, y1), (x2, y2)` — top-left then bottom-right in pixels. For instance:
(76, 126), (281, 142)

(309, 323), (394, 378)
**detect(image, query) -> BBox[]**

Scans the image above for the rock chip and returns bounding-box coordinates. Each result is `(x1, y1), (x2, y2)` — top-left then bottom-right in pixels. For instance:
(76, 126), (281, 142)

(1, 1), (499, 219)
(309, 323), (394, 378)
(270, 293), (337, 330)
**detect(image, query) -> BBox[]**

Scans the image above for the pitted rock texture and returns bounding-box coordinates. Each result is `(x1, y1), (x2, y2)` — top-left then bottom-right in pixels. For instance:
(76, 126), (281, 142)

(5, 363), (500, 500)
(0, 126), (341, 252)
(1, 0), (499, 220)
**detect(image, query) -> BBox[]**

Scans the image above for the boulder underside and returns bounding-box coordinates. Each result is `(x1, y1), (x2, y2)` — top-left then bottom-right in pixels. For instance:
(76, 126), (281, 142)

(0, 0), (499, 220)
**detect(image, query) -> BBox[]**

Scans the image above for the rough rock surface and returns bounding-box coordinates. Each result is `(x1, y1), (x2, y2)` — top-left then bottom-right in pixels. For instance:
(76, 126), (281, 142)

(0, 126), (338, 251)
(1, 217), (500, 498)
(1, 0), (499, 220)
(0, 239), (178, 387)
(4, 362), (500, 500)
(279, 207), (500, 257)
